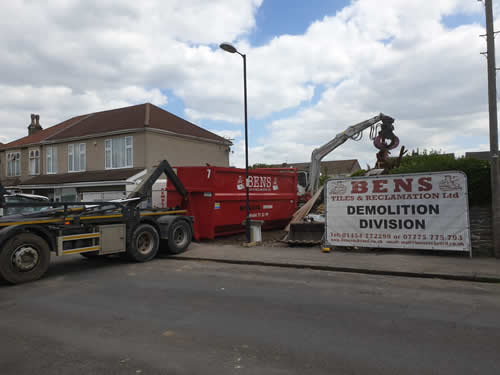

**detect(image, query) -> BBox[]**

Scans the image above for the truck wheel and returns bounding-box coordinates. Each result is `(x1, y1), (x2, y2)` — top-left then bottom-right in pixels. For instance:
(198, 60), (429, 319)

(166, 220), (192, 254)
(126, 224), (159, 262)
(0, 233), (51, 284)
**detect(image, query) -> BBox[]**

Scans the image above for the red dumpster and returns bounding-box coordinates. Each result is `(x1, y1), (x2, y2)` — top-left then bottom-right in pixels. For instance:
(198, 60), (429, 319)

(166, 166), (298, 240)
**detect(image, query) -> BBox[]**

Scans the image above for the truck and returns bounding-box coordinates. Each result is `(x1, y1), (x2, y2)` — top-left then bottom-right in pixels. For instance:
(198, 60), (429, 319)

(0, 160), (193, 284)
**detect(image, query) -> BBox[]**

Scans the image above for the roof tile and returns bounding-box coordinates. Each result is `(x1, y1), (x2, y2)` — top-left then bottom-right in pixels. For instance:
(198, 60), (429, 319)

(48, 104), (146, 141)
(149, 104), (227, 143)
(2, 115), (87, 149)
(47, 103), (229, 144)
(277, 159), (361, 175)
(2, 103), (230, 148)
(0, 177), (22, 187)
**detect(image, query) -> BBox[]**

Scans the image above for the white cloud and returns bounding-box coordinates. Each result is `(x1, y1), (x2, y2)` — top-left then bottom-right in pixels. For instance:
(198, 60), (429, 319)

(0, 84), (167, 141)
(0, 0), (262, 141)
(0, 0), (494, 172)
(226, 0), (491, 167)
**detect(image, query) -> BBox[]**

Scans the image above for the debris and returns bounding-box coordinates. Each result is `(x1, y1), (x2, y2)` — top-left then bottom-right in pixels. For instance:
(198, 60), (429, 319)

(314, 203), (325, 215)
(284, 185), (324, 233)
(304, 214), (324, 223)
(242, 241), (258, 247)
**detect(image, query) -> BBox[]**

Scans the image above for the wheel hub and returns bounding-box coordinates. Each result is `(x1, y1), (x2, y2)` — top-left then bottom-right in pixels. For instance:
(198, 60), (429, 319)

(137, 232), (153, 255)
(12, 246), (39, 271)
(174, 228), (186, 245)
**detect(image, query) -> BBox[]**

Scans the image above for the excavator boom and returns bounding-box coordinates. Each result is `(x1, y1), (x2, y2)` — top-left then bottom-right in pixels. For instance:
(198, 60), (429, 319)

(284, 113), (398, 245)
(308, 113), (396, 194)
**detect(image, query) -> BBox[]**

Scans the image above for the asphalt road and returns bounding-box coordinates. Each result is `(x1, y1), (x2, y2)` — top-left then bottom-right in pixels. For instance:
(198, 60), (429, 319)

(1, 254), (500, 375)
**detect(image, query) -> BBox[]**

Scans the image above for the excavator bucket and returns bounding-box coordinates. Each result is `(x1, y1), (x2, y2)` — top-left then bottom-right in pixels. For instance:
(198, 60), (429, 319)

(284, 222), (324, 245)
(282, 185), (325, 245)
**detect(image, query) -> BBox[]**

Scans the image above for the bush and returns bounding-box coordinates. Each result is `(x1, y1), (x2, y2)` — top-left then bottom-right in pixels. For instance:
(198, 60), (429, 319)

(390, 152), (491, 205)
(251, 163), (275, 169)
(350, 169), (367, 177)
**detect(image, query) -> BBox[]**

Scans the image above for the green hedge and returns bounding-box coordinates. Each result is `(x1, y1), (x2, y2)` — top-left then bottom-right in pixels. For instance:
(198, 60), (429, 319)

(389, 153), (491, 205)
(350, 169), (367, 177)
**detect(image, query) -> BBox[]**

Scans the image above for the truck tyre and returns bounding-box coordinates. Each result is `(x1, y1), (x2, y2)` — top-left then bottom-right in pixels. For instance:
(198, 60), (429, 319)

(166, 220), (192, 254)
(126, 224), (159, 262)
(0, 233), (51, 284)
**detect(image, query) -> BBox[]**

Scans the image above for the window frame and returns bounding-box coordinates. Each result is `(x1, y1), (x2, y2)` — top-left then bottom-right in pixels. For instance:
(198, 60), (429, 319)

(46, 146), (58, 174)
(105, 136), (133, 169)
(29, 148), (41, 175)
(68, 143), (86, 172)
(7, 151), (21, 177)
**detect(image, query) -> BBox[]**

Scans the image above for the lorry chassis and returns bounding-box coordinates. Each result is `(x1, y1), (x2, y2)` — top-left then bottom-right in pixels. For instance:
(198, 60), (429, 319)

(0, 160), (193, 284)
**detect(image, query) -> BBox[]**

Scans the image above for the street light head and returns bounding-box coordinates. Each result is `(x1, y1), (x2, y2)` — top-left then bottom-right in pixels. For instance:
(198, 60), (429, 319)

(220, 43), (238, 54)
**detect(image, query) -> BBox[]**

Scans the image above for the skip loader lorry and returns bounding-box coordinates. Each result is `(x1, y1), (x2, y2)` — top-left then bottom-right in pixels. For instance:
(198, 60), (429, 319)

(0, 160), (193, 284)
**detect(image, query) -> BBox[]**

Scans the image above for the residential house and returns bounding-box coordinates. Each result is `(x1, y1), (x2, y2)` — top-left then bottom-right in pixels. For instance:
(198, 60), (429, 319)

(465, 151), (497, 162)
(278, 159), (361, 178)
(0, 103), (232, 201)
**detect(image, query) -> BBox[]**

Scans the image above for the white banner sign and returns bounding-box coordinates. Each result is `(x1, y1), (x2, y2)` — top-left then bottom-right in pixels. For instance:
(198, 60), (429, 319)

(325, 171), (471, 252)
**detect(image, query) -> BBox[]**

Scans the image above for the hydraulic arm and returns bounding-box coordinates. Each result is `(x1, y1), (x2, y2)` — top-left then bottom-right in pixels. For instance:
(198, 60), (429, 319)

(127, 159), (188, 205)
(308, 113), (397, 194)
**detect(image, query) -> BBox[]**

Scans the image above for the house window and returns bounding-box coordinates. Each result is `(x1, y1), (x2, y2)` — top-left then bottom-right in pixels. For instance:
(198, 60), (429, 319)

(7, 152), (21, 177)
(68, 143), (86, 172)
(46, 146), (57, 174)
(29, 148), (40, 175)
(105, 136), (133, 169)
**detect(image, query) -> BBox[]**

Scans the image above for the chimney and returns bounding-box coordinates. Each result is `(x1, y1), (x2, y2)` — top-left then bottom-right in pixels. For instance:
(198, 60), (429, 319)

(28, 113), (43, 135)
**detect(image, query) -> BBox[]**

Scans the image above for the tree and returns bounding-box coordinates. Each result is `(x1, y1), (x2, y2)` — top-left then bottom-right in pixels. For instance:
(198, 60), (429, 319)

(390, 151), (491, 205)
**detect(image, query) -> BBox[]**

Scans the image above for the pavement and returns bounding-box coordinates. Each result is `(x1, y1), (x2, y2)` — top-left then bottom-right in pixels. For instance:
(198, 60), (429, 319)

(2, 256), (500, 374)
(172, 242), (500, 283)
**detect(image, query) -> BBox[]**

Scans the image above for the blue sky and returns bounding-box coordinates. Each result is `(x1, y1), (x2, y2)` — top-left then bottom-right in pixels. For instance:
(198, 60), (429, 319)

(163, 1), (353, 144)
(0, 0), (494, 168)
(249, 0), (351, 46)
(158, 1), (489, 167)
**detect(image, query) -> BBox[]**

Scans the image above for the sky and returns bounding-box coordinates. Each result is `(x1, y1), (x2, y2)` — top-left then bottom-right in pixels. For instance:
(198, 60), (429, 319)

(0, 0), (496, 168)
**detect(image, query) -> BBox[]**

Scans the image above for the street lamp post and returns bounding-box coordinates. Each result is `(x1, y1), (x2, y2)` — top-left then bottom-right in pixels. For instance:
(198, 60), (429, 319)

(220, 42), (251, 243)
